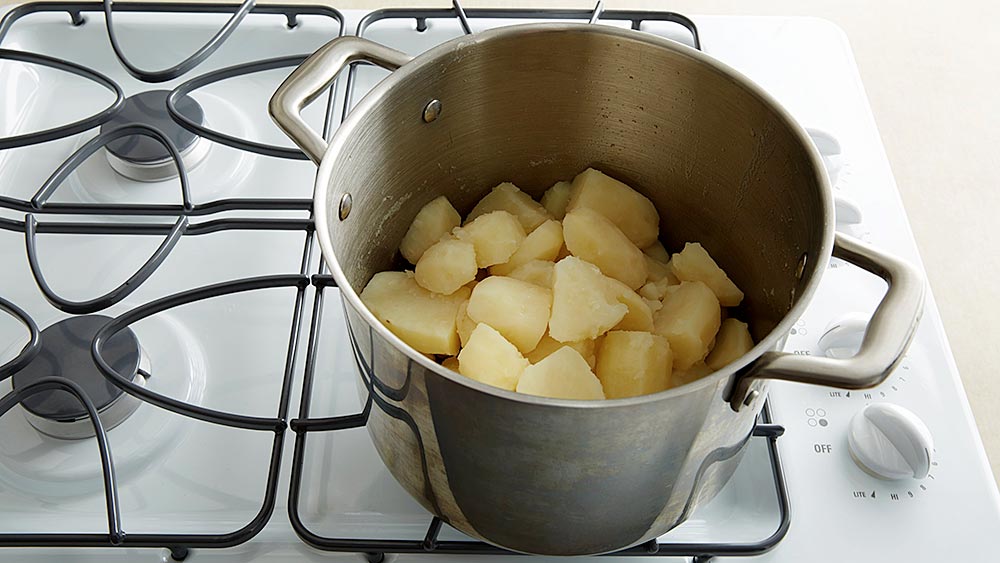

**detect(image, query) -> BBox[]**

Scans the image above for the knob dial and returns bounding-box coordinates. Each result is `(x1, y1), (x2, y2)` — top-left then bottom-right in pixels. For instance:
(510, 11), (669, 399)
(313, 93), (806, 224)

(848, 403), (934, 480)
(817, 312), (869, 359)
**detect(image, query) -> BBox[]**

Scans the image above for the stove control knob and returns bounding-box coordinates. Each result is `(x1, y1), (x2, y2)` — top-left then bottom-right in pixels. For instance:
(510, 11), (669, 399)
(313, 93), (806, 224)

(817, 312), (869, 359)
(835, 195), (863, 225)
(848, 403), (933, 480)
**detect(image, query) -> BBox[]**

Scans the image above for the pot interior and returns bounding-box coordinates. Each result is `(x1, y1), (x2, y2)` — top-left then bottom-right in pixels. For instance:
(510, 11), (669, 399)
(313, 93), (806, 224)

(322, 24), (828, 342)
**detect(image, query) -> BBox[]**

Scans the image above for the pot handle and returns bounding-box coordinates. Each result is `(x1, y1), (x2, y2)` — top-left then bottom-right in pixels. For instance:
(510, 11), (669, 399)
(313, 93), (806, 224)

(729, 232), (926, 411)
(269, 37), (413, 165)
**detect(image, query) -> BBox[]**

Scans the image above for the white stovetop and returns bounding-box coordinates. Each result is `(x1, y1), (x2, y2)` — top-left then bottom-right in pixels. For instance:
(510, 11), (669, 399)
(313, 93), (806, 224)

(1, 5), (998, 563)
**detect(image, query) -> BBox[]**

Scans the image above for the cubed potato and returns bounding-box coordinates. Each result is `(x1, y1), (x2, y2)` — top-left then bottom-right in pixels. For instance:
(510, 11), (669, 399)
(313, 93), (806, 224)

(414, 238), (477, 295)
(515, 346), (605, 400)
(490, 219), (563, 276)
(458, 324), (529, 391)
(441, 356), (460, 372)
(454, 210), (526, 267)
(527, 334), (597, 369)
(653, 281), (721, 370)
(643, 240), (671, 263)
(466, 182), (551, 233)
(541, 180), (572, 219)
(508, 260), (555, 288)
(549, 256), (628, 342)
(467, 276), (552, 353)
(671, 242), (744, 306)
(399, 196), (461, 264)
(645, 255), (677, 284)
(706, 318), (754, 371)
(644, 298), (663, 314)
(455, 299), (476, 347)
(567, 168), (659, 247)
(361, 271), (470, 355)
(595, 331), (672, 398)
(671, 361), (714, 388)
(563, 208), (647, 289)
(606, 277), (654, 332)
(638, 276), (677, 302)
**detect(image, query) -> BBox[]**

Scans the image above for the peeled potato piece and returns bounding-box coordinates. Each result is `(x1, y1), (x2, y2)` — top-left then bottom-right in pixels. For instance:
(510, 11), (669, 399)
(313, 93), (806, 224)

(454, 210), (525, 268)
(672, 361), (714, 388)
(653, 281), (721, 370)
(458, 324), (529, 391)
(671, 242), (744, 307)
(606, 277), (654, 332)
(549, 256), (627, 343)
(490, 219), (563, 276)
(596, 331), (672, 398)
(516, 346), (605, 400)
(638, 275), (678, 302)
(563, 208), (647, 289)
(507, 260), (555, 288)
(466, 182), (551, 233)
(567, 168), (660, 248)
(361, 271), (470, 355)
(399, 196), (462, 265)
(441, 356), (460, 372)
(645, 255), (677, 284)
(467, 276), (552, 353)
(527, 334), (596, 369)
(414, 238), (477, 295)
(540, 180), (572, 219)
(643, 240), (671, 263)
(455, 300), (476, 347)
(706, 318), (754, 371)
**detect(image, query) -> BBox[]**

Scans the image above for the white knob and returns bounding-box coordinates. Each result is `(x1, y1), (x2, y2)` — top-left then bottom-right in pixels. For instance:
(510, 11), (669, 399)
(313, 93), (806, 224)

(848, 403), (934, 480)
(835, 195), (863, 225)
(817, 312), (869, 359)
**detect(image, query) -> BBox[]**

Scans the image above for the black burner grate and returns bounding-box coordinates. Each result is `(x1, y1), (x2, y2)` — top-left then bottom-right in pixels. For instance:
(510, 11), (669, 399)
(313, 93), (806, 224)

(0, 3), (790, 563)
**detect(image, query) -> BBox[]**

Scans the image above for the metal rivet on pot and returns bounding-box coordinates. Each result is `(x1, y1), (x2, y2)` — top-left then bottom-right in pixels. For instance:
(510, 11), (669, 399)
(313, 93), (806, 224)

(743, 390), (760, 407)
(795, 253), (808, 279)
(338, 193), (352, 220)
(422, 99), (442, 123)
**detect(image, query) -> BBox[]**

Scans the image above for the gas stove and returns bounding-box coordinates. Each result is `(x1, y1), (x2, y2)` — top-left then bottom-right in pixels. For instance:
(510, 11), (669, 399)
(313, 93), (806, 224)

(0, 2), (997, 562)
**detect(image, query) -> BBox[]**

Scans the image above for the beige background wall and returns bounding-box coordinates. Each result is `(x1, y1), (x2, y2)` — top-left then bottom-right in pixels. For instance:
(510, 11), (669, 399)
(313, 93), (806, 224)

(3, 0), (998, 483)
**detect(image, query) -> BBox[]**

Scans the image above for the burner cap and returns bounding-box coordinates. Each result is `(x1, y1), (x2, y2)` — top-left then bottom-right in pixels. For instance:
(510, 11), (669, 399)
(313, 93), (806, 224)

(11, 315), (143, 439)
(103, 90), (203, 164)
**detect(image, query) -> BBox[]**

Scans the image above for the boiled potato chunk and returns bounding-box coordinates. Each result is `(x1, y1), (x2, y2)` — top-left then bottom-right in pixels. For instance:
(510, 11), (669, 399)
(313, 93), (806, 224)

(567, 168), (659, 248)
(653, 281), (721, 370)
(458, 324), (529, 391)
(644, 298), (663, 314)
(515, 346), (605, 400)
(671, 242), (744, 307)
(672, 361), (714, 388)
(645, 255), (677, 284)
(490, 219), (563, 276)
(414, 238), (477, 295)
(441, 356), (460, 372)
(706, 318), (754, 371)
(527, 334), (596, 369)
(563, 208), (647, 289)
(361, 271), (470, 355)
(467, 276), (552, 353)
(643, 240), (671, 263)
(638, 276), (677, 302)
(399, 196), (461, 265)
(549, 256), (628, 342)
(508, 260), (555, 288)
(466, 182), (551, 233)
(606, 278), (654, 332)
(454, 210), (525, 267)
(541, 180), (572, 219)
(596, 331), (672, 398)
(455, 300), (477, 347)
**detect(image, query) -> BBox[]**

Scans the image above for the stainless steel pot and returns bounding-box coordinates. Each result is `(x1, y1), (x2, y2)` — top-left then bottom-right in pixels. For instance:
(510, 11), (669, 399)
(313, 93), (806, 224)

(270, 24), (925, 555)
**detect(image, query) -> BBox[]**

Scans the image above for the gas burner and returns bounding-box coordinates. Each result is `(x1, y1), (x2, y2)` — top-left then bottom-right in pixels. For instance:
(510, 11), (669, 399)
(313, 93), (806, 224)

(101, 90), (210, 182)
(11, 315), (149, 440)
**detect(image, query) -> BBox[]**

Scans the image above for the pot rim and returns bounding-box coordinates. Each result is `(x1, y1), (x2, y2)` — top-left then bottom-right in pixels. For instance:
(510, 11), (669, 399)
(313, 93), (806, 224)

(313, 22), (834, 409)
